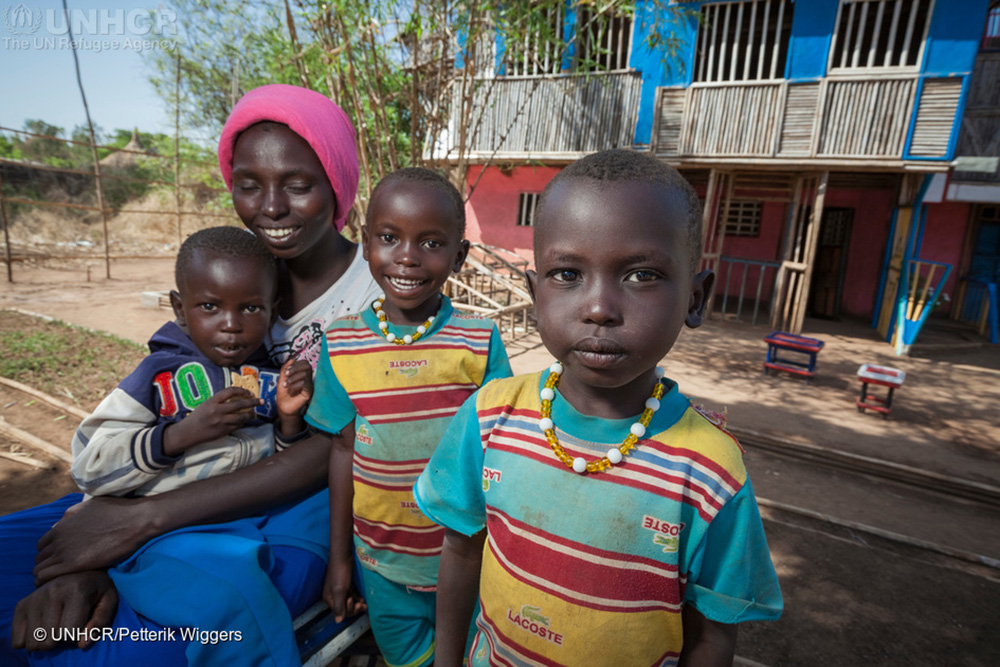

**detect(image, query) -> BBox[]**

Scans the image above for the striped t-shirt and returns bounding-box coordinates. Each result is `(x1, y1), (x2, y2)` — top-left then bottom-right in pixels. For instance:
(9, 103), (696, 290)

(414, 372), (782, 666)
(306, 295), (512, 586)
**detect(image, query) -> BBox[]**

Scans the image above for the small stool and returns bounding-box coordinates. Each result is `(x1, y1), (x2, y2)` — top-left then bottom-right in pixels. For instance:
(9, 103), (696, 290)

(763, 331), (825, 383)
(856, 364), (905, 419)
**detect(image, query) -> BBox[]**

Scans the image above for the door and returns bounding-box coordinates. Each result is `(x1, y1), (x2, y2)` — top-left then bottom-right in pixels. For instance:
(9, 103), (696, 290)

(969, 205), (1000, 282)
(808, 208), (854, 318)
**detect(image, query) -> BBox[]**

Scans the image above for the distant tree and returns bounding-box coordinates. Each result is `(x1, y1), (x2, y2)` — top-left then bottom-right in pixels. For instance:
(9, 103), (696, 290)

(144, 0), (691, 220)
(19, 120), (73, 166)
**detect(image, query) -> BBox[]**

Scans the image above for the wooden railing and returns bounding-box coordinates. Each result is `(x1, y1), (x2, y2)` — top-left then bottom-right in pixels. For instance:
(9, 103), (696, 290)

(711, 256), (781, 326)
(654, 75), (963, 162)
(447, 71), (642, 158)
(444, 243), (536, 342)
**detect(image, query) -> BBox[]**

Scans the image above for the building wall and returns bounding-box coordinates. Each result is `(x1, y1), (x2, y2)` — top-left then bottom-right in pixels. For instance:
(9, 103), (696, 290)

(630, 0), (992, 147)
(464, 165), (562, 266)
(785, 0), (839, 80)
(922, 0), (990, 76)
(466, 165), (910, 321)
(919, 201), (974, 313)
(707, 187), (895, 320)
(822, 187), (895, 319)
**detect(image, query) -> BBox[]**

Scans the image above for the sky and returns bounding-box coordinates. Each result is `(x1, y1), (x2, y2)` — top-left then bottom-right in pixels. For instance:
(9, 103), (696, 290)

(1, 0), (180, 140)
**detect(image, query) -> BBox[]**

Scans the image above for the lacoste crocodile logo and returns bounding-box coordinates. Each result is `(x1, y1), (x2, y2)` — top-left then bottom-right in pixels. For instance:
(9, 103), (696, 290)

(643, 515), (685, 553)
(506, 604), (563, 645)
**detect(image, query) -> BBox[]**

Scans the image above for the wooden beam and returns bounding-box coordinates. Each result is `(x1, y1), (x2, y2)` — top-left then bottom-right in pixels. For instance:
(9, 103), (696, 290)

(0, 450), (53, 470)
(791, 172), (829, 333)
(0, 376), (89, 421)
(0, 418), (73, 464)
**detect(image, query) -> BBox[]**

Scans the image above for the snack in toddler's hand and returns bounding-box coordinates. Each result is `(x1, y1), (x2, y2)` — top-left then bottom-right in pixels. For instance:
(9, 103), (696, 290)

(230, 372), (260, 412)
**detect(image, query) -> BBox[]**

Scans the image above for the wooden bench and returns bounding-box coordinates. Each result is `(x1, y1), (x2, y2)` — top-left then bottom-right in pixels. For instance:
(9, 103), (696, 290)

(763, 331), (825, 383)
(855, 363), (905, 419)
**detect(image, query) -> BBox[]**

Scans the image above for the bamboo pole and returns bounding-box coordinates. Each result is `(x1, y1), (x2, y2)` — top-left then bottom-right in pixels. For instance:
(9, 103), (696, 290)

(0, 417), (73, 464)
(62, 0), (111, 279)
(174, 50), (183, 247)
(0, 168), (12, 282)
(772, 175), (803, 330)
(0, 450), (52, 470)
(0, 376), (90, 420)
(790, 172), (828, 333)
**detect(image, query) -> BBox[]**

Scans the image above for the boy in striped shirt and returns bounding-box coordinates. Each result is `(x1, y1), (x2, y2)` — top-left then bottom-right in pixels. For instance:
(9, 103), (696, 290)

(415, 150), (783, 666)
(307, 168), (512, 667)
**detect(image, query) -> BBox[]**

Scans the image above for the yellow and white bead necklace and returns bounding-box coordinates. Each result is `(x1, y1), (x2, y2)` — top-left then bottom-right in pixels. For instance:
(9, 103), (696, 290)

(372, 295), (438, 345)
(538, 362), (665, 474)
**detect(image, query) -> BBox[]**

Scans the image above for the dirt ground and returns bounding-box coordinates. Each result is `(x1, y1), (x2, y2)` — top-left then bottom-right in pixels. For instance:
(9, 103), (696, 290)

(5, 255), (998, 481)
(2, 255), (1000, 666)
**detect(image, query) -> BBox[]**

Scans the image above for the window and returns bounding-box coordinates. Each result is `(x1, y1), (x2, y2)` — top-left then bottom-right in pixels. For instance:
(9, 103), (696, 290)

(984, 1), (1000, 51)
(829, 0), (935, 72)
(693, 0), (795, 83)
(725, 200), (762, 237)
(517, 192), (541, 226)
(575, 4), (633, 72)
(970, 206), (1000, 282)
(504, 4), (564, 76)
(501, 2), (633, 76)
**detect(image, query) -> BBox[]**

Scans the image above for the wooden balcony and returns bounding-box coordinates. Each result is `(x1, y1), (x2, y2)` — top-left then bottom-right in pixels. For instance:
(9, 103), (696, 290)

(653, 76), (964, 168)
(438, 71), (641, 161)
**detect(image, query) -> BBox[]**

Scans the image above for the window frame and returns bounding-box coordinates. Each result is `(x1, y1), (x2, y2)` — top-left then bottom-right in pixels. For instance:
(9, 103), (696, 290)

(826, 0), (936, 77)
(692, 0), (796, 84)
(516, 192), (541, 227)
(724, 199), (764, 237)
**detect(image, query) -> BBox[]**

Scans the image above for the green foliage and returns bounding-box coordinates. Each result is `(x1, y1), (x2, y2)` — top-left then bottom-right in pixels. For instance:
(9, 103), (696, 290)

(0, 133), (22, 160)
(139, 0), (692, 210)
(0, 318), (146, 404)
(144, 0), (310, 135)
(1, 119), (225, 218)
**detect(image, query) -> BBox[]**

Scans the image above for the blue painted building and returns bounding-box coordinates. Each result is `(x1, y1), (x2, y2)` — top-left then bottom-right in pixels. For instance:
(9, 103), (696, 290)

(440, 0), (999, 345)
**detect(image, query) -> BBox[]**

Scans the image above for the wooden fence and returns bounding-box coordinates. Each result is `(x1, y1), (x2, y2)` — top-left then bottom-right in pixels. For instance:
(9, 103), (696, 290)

(654, 75), (963, 161)
(0, 126), (232, 282)
(449, 71), (641, 159)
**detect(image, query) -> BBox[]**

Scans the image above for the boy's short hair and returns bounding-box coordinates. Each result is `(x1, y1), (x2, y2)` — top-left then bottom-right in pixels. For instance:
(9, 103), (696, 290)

(175, 226), (277, 289)
(368, 167), (466, 236)
(537, 149), (703, 271)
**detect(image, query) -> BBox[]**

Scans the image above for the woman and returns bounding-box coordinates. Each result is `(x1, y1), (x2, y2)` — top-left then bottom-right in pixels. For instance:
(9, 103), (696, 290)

(2, 84), (379, 665)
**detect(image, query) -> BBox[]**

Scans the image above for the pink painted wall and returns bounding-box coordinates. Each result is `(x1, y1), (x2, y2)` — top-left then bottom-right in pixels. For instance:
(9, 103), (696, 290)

(705, 186), (898, 319)
(715, 201), (787, 306)
(919, 202), (973, 315)
(822, 187), (895, 318)
(464, 165), (971, 322)
(465, 165), (563, 267)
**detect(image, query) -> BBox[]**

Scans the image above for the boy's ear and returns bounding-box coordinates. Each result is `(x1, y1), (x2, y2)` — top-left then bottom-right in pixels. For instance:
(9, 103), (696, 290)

(525, 269), (538, 303)
(169, 290), (188, 330)
(452, 240), (470, 273)
(685, 270), (715, 329)
(360, 225), (370, 261)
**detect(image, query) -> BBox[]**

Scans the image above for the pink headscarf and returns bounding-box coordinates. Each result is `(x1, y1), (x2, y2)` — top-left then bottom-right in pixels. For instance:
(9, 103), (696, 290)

(218, 84), (359, 232)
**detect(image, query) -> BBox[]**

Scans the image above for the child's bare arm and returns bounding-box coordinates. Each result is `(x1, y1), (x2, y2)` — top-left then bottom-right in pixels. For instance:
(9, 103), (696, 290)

(322, 421), (366, 621)
(678, 605), (738, 667)
(276, 358), (313, 437)
(435, 528), (487, 667)
(162, 387), (260, 457)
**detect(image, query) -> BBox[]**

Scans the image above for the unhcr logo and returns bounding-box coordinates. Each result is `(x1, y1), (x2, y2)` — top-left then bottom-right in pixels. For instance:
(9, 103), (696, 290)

(2, 4), (178, 37)
(3, 4), (41, 34)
